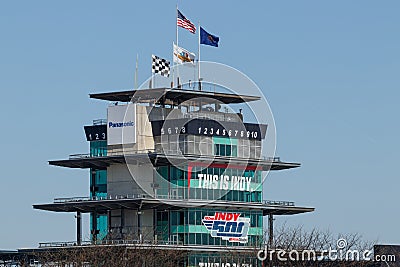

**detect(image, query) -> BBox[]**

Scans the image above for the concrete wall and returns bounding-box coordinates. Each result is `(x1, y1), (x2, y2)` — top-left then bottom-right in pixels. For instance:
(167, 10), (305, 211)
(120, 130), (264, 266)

(109, 208), (154, 239)
(107, 163), (154, 197)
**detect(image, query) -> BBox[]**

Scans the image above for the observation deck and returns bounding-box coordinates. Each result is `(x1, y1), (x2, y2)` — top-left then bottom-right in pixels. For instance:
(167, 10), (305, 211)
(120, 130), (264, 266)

(34, 195), (314, 216)
(49, 151), (300, 170)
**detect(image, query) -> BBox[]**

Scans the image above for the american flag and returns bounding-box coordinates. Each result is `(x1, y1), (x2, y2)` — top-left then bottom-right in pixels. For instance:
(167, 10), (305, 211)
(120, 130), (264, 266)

(177, 10), (196, 34)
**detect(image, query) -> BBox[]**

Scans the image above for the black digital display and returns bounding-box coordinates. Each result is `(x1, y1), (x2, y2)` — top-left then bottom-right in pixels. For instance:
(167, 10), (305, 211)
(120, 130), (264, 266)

(151, 118), (267, 140)
(84, 125), (107, 141)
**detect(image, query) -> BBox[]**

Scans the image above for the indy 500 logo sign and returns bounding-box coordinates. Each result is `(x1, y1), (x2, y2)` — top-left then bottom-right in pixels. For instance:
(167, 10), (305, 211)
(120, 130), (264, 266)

(202, 212), (250, 243)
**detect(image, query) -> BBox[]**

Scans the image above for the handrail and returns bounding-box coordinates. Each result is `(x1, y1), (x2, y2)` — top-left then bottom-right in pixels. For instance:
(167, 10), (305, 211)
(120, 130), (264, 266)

(39, 241), (92, 247)
(264, 156), (280, 162)
(38, 239), (185, 248)
(53, 194), (184, 203)
(69, 153), (93, 159)
(93, 119), (107, 125)
(54, 197), (90, 203)
(263, 200), (295, 206)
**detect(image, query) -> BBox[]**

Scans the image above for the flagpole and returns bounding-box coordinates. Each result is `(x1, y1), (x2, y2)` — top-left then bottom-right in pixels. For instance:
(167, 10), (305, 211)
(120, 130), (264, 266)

(134, 53), (138, 89)
(151, 55), (154, 89)
(151, 72), (154, 90)
(176, 4), (179, 46)
(172, 42), (175, 88)
(198, 21), (201, 91)
(176, 5), (179, 88)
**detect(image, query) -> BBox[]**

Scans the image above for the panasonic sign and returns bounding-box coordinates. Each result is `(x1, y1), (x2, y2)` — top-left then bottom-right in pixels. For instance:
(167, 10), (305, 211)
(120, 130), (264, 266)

(107, 104), (137, 145)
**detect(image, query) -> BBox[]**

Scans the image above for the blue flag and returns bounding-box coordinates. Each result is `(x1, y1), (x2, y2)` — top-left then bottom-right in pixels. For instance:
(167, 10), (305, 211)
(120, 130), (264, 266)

(200, 27), (219, 47)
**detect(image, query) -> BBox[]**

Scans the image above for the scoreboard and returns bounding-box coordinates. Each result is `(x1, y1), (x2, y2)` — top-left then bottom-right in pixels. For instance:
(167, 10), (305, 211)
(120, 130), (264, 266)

(84, 125), (107, 141)
(83, 119), (267, 141)
(151, 118), (267, 141)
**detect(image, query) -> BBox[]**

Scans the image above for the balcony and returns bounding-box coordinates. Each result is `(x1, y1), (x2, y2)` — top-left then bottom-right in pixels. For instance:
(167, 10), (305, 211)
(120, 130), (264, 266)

(40, 195), (311, 216)
(54, 195), (294, 207)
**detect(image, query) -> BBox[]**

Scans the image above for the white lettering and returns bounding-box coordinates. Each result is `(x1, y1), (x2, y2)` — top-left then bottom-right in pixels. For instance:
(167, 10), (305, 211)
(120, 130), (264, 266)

(212, 175), (219, 189)
(223, 175), (229, 190)
(239, 177), (245, 191)
(198, 174), (203, 187)
(196, 174), (254, 192)
(246, 177), (252, 191)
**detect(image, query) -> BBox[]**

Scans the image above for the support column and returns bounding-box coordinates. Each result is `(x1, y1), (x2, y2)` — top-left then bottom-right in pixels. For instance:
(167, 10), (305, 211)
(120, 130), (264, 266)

(90, 169), (97, 243)
(90, 170), (96, 197)
(137, 209), (142, 242)
(76, 211), (82, 246)
(153, 208), (157, 243)
(91, 211), (98, 243)
(120, 208), (125, 238)
(107, 210), (111, 235)
(268, 214), (273, 248)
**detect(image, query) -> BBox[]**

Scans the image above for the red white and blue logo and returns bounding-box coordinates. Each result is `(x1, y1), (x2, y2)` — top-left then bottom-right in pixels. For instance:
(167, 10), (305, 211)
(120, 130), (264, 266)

(202, 212), (250, 243)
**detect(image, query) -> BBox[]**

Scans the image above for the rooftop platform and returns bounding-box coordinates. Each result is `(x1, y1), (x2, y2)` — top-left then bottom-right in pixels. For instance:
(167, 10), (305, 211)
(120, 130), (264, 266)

(49, 153), (300, 170)
(89, 88), (260, 104)
(33, 196), (314, 216)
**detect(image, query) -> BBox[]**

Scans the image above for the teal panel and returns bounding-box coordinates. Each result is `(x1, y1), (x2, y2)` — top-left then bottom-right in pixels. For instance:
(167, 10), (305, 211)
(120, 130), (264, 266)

(97, 215), (108, 240)
(90, 140), (107, 157)
(213, 137), (238, 145)
(90, 214), (108, 241)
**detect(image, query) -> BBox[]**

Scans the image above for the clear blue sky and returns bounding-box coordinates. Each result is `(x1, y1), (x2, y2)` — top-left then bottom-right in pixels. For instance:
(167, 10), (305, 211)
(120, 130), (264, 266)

(0, 1), (399, 249)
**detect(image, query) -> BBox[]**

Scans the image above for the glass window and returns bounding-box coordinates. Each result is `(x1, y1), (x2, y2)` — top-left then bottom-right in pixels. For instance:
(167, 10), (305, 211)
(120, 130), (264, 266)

(220, 144), (226, 156)
(188, 211), (195, 225)
(195, 188), (201, 200)
(232, 190), (239, 201)
(226, 145), (231, 156)
(220, 190), (227, 201)
(195, 211), (202, 225)
(245, 192), (251, 202)
(255, 145), (261, 159)
(226, 191), (233, 201)
(202, 234), (209, 246)
(179, 135), (185, 153)
(243, 145), (250, 158)
(207, 233), (214, 245)
(201, 189), (208, 200)
(258, 214), (263, 228)
(179, 211), (184, 225)
(214, 144), (220, 156)
(251, 213), (256, 226)
(196, 233), (202, 245)
(232, 145), (237, 157)
(251, 192), (258, 202)
(250, 144), (255, 159)
(171, 211), (178, 226)
(214, 236), (221, 246)
(189, 233), (196, 244)
(205, 137), (213, 155)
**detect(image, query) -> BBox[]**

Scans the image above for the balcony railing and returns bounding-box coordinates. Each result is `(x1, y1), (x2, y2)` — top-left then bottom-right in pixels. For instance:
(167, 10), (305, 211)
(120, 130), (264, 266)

(263, 200), (295, 206)
(39, 241), (92, 247)
(183, 111), (241, 123)
(93, 119), (107, 125)
(54, 194), (160, 203)
(39, 239), (228, 248)
(69, 153), (93, 159)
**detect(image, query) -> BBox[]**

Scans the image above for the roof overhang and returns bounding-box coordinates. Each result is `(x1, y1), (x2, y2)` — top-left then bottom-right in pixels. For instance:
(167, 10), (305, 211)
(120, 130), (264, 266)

(33, 198), (314, 216)
(89, 88), (260, 104)
(49, 153), (301, 171)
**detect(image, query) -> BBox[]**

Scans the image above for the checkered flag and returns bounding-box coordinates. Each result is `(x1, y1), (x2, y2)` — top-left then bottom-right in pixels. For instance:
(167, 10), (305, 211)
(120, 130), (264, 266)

(152, 55), (170, 77)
